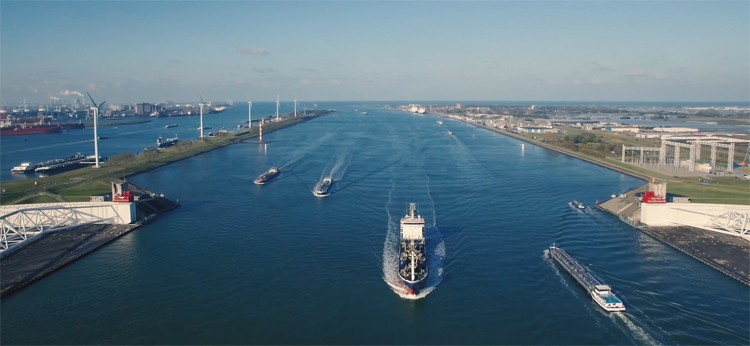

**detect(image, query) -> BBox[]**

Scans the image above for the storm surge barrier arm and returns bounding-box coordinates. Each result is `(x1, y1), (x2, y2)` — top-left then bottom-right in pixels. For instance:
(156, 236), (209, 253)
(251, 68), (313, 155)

(0, 206), (115, 253)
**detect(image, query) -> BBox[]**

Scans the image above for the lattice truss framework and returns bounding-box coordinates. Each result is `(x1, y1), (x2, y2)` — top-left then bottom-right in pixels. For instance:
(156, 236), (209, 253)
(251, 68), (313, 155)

(0, 206), (113, 251)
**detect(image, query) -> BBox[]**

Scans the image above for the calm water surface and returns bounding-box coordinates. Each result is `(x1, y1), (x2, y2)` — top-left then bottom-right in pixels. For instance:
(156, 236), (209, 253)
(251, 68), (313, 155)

(1, 105), (748, 344)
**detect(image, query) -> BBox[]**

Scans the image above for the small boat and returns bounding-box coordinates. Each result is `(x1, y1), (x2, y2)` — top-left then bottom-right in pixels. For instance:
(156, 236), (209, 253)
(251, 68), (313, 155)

(97, 136), (108, 140)
(313, 178), (332, 197)
(437, 121), (443, 125)
(197, 126), (212, 130)
(362, 111), (367, 115)
(570, 200), (585, 209)
(254, 167), (279, 185)
(446, 130), (453, 135)
(165, 124), (178, 128)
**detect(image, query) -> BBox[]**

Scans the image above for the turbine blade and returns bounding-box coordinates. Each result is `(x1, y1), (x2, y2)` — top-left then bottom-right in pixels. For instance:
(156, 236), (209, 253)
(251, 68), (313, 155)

(200, 95), (204, 104)
(99, 101), (106, 109)
(87, 92), (97, 106)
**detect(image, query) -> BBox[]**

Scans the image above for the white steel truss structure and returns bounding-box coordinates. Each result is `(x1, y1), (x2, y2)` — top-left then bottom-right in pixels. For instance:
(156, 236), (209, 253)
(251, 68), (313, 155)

(0, 206), (113, 252)
(666, 206), (750, 240)
(707, 211), (750, 239)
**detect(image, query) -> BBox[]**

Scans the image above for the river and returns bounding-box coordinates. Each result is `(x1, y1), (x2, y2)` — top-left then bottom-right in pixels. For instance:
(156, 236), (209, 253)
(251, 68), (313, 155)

(1, 104), (748, 344)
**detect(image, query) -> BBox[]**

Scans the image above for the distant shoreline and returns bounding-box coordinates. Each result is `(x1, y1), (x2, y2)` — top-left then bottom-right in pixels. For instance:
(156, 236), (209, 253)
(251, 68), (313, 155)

(421, 110), (651, 182)
(0, 111), (334, 204)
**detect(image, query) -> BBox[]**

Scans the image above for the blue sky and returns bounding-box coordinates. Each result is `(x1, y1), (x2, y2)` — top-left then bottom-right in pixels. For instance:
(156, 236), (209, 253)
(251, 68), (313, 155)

(1, 1), (748, 103)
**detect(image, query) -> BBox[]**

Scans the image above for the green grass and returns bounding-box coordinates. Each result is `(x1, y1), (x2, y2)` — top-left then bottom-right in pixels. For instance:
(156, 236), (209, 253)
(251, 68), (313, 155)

(21, 195), (60, 204)
(668, 177), (750, 205)
(52, 179), (112, 197)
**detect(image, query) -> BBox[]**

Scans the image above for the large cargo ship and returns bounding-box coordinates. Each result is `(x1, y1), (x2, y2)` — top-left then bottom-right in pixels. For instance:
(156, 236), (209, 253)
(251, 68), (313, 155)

(254, 167), (279, 185)
(547, 244), (625, 312)
(398, 203), (428, 295)
(34, 154), (88, 174)
(313, 177), (332, 197)
(1, 125), (62, 135)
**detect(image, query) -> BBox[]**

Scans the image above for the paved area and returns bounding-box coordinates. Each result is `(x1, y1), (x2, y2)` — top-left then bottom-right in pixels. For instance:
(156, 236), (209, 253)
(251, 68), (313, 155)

(0, 195), (180, 298)
(597, 185), (647, 222)
(1, 223), (136, 297)
(641, 226), (749, 285)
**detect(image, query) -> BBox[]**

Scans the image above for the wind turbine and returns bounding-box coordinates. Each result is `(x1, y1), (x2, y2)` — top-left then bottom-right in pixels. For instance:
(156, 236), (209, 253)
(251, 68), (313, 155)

(248, 100), (252, 128)
(199, 95), (204, 139)
(276, 94), (279, 121)
(294, 98), (297, 118)
(86, 92), (105, 168)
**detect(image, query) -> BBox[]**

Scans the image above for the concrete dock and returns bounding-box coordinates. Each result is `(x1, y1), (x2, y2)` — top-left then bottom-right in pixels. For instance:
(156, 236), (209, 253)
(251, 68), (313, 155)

(597, 186), (750, 286)
(0, 195), (179, 298)
(1, 223), (137, 297)
(640, 225), (749, 286)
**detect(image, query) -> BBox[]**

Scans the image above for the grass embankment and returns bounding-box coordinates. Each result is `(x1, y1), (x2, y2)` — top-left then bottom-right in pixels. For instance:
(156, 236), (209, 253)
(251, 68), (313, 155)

(1, 112), (331, 205)
(465, 120), (750, 205)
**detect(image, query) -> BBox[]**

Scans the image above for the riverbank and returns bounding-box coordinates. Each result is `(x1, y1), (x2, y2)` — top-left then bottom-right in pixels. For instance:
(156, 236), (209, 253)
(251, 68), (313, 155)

(1, 111), (334, 204)
(425, 111), (748, 205)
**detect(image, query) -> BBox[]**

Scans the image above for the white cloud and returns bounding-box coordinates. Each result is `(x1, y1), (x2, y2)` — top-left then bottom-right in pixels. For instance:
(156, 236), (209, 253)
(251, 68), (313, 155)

(237, 46), (269, 55)
(301, 79), (312, 85)
(627, 69), (668, 80)
(586, 62), (614, 71)
(60, 90), (83, 97)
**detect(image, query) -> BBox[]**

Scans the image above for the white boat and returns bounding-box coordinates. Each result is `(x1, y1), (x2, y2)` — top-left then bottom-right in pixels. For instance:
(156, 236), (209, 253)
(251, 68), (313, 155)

(11, 162), (37, 174)
(446, 130), (453, 135)
(313, 177), (332, 197)
(570, 200), (585, 209)
(437, 121), (443, 125)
